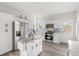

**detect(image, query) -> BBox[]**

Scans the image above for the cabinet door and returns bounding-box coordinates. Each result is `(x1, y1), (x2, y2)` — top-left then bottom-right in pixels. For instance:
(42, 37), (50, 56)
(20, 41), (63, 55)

(36, 39), (39, 55)
(39, 38), (42, 53)
(27, 42), (33, 56)
(33, 40), (39, 56)
(20, 50), (27, 56)
(34, 39), (42, 56)
(53, 33), (60, 44)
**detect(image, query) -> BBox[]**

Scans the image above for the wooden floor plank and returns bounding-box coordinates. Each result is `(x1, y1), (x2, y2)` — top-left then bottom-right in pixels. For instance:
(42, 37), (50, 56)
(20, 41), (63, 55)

(2, 41), (68, 56)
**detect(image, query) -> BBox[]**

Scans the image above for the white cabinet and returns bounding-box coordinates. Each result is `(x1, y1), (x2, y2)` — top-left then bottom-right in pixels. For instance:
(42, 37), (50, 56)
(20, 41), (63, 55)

(33, 40), (38, 56)
(20, 51), (27, 56)
(53, 33), (60, 44)
(26, 41), (34, 56)
(26, 39), (42, 56)
(33, 38), (43, 56)
(18, 42), (27, 56)
(38, 38), (42, 53)
(18, 37), (42, 56)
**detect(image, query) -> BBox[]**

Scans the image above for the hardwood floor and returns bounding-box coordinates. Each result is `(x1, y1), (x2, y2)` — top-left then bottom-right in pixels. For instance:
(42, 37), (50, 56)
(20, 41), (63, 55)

(1, 50), (20, 56)
(39, 41), (68, 56)
(2, 41), (68, 56)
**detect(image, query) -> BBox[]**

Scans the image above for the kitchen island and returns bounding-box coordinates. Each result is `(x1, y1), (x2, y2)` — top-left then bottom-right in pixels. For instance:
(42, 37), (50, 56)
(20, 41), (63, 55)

(18, 36), (42, 56)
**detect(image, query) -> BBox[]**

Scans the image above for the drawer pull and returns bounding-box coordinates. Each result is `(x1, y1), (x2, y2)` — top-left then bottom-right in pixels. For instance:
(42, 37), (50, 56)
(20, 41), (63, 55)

(36, 43), (38, 47)
(32, 46), (33, 50)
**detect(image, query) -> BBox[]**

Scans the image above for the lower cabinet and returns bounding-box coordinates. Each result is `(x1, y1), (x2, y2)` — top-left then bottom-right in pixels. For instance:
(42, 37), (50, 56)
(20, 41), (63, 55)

(39, 38), (42, 53)
(20, 51), (27, 56)
(33, 40), (38, 56)
(18, 38), (42, 56)
(26, 42), (34, 56)
(53, 33), (60, 44)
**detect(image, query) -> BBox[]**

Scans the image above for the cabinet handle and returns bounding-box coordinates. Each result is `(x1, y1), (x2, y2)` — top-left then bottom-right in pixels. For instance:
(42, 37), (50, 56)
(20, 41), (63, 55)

(32, 46), (33, 50)
(36, 43), (38, 47)
(39, 42), (41, 44)
(25, 44), (27, 50)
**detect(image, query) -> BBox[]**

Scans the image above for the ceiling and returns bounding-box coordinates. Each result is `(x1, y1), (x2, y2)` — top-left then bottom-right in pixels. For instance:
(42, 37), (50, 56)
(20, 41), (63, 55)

(0, 2), (79, 17)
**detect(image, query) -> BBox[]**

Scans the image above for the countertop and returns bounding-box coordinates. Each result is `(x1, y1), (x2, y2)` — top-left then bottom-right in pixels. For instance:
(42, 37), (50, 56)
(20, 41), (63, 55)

(19, 35), (42, 44)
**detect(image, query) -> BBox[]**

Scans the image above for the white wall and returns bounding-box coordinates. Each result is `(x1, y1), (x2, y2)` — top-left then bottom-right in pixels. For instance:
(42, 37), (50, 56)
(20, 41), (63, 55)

(76, 9), (79, 41)
(45, 12), (76, 43)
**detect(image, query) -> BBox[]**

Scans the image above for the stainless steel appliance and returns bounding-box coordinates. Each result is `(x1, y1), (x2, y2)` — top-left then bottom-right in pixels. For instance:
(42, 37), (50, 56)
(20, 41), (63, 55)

(12, 22), (20, 50)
